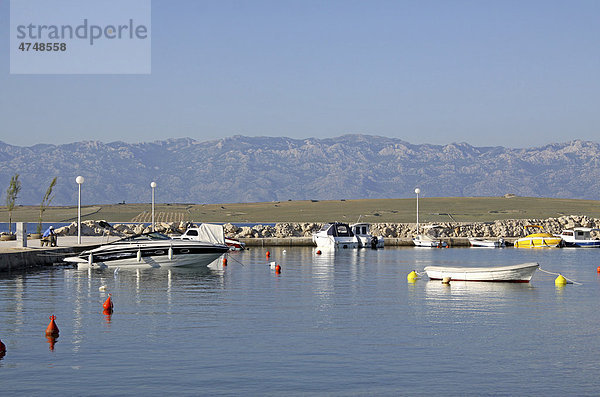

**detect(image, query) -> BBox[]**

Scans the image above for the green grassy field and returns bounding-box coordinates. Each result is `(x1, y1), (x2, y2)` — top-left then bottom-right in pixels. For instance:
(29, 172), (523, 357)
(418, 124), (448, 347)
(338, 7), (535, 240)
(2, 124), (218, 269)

(2, 196), (600, 224)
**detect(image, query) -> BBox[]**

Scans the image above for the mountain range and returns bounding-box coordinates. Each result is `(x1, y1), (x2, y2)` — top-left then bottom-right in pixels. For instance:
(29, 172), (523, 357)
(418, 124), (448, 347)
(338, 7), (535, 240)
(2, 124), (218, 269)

(1, 135), (599, 206)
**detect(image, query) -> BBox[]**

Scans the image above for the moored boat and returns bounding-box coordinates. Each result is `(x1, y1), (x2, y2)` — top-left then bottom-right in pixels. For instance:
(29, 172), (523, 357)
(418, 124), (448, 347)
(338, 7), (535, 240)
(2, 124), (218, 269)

(468, 237), (505, 248)
(514, 225), (562, 248)
(424, 262), (539, 283)
(350, 223), (384, 248)
(173, 224), (246, 250)
(64, 231), (229, 269)
(555, 228), (600, 248)
(312, 222), (359, 249)
(413, 225), (448, 248)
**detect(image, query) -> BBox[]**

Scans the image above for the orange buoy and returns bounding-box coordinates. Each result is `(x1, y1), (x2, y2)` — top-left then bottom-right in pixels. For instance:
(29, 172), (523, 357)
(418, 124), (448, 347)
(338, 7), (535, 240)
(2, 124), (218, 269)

(316, 250), (322, 255)
(275, 264), (281, 274)
(45, 315), (59, 337)
(222, 257), (228, 266)
(266, 251), (271, 258)
(103, 294), (114, 312)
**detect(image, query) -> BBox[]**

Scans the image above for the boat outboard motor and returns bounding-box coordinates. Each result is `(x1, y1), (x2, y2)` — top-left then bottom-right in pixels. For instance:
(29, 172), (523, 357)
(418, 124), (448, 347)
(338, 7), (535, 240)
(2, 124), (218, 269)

(370, 236), (378, 249)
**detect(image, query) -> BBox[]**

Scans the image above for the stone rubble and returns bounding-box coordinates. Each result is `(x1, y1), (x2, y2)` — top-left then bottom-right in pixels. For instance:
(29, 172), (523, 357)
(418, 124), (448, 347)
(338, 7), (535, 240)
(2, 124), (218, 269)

(52, 216), (600, 239)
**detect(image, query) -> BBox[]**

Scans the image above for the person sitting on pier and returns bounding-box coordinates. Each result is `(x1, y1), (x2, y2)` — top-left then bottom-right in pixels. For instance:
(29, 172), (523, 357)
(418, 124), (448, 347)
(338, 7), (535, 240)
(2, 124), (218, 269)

(41, 226), (57, 247)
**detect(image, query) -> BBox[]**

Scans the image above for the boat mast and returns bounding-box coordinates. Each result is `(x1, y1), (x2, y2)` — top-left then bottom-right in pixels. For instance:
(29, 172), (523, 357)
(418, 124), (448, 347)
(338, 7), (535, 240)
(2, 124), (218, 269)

(414, 188), (420, 234)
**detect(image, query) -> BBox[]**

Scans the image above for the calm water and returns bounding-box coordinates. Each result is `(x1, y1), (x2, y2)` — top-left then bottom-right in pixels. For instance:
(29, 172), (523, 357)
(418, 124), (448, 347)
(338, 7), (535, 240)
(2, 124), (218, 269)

(1, 247), (600, 395)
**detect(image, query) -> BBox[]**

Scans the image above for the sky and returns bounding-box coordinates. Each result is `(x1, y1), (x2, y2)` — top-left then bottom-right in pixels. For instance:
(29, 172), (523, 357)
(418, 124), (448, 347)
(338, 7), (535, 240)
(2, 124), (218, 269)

(1, 0), (599, 148)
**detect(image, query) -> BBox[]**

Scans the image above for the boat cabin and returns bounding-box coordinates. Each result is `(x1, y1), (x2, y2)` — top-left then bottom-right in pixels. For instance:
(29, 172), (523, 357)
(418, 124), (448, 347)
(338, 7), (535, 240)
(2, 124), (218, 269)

(351, 223), (371, 236)
(319, 222), (355, 237)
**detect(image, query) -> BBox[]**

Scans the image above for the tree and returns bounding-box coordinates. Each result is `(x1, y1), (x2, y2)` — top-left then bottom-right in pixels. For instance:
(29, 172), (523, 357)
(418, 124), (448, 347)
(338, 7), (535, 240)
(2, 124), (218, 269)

(5, 174), (21, 234)
(37, 177), (58, 234)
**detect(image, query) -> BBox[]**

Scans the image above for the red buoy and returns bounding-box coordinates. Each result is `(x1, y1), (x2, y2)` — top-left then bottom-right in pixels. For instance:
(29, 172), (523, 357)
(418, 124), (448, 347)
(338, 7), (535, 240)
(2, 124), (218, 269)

(597, 266), (600, 273)
(275, 264), (281, 274)
(45, 315), (59, 337)
(266, 251), (271, 258)
(222, 257), (228, 267)
(103, 294), (114, 313)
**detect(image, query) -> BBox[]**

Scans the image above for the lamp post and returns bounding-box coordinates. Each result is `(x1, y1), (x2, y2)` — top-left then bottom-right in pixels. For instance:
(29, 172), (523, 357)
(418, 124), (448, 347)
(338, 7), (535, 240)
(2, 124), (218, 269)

(76, 176), (85, 244)
(414, 187), (420, 234)
(151, 181), (157, 232)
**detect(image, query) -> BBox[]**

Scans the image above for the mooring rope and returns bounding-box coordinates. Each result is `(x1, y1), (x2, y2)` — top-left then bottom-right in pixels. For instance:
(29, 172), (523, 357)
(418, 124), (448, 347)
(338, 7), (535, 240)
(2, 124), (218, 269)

(225, 254), (245, 267)
(538, 266), (582, 285)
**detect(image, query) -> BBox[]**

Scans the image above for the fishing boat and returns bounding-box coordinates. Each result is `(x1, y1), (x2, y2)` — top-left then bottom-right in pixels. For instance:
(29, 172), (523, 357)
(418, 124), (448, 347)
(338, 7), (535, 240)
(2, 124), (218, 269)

(468, 237), (505, 248)
(424, 262), (539, 282)
(350, 223), (384, 248)
(555, 228), (600, 248)
(312, 222), (359, 249)
(514, 225), (562, 248)
(63, 231), (229, 269)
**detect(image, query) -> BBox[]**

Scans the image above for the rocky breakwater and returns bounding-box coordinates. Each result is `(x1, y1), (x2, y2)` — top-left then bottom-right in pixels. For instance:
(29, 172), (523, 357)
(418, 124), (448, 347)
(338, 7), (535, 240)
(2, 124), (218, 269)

(51, 215), (600, 245)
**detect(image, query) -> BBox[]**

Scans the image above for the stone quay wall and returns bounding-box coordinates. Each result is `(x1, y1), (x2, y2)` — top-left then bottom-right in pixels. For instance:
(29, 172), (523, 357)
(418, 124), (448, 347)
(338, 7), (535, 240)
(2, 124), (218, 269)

(53, 215), (600, 240)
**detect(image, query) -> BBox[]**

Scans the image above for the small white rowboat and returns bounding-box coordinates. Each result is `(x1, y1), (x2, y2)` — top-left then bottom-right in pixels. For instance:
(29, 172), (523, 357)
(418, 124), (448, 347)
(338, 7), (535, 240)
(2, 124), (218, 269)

(424, 262), (539, 283)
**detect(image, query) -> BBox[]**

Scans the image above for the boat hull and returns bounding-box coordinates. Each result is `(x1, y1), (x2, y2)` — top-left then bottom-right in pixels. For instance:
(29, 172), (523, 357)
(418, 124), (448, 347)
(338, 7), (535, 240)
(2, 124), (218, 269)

(514, 235), (561, 248)
(424, 262), (539, 283)
(413, 235), (447, 248)
(312, 235), (358, 249)
(469, 238), (505, 248)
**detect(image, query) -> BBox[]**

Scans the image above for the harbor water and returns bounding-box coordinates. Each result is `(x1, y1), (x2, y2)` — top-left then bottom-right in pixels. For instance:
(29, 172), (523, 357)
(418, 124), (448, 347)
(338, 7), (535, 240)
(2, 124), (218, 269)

(1, 246), (600, 395)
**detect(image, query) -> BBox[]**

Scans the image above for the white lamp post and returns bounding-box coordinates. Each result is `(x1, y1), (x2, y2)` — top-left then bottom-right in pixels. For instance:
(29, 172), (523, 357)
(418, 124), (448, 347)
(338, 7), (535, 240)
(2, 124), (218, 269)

(414, 187), (420, 234)
(76, 176), (85, 244)
(151, 181), (157, 232)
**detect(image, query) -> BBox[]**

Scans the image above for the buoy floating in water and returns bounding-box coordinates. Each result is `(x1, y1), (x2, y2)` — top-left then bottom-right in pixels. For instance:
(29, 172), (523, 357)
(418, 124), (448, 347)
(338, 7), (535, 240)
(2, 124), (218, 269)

(45, 315), (59, 337)
(316, 250), (322, 255)
(275, 264), (281, 274)
(0, 338), (6, 354)
(99, 285), (107, 291)
(266, 251), (271, 258)
(597, 266), (600, 273)
(555, 274), (568, 286)
(222, 257), (228, 267)
(103, 294), (114, 313)
(269, 261), (277, 268)
(407, 271), (418, 282)
(442, 277), (451, 284)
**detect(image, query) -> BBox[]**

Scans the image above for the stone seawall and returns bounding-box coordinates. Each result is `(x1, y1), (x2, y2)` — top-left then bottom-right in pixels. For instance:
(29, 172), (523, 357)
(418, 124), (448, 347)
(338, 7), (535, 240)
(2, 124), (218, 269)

(53, 215), (600, 241)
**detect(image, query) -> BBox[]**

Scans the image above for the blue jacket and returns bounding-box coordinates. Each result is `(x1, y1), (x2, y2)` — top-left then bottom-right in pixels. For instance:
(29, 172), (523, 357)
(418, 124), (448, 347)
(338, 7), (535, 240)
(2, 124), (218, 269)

(42, 227), (55, 238)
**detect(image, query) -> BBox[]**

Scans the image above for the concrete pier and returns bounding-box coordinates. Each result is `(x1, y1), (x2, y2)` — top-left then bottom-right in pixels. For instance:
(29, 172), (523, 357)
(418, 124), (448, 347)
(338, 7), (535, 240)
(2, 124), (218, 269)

(0, 236), (118, 272)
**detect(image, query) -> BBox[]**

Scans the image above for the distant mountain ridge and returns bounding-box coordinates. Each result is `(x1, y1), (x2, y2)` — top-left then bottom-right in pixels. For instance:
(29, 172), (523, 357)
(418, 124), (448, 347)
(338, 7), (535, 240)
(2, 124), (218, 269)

(1, 135), (599, 205)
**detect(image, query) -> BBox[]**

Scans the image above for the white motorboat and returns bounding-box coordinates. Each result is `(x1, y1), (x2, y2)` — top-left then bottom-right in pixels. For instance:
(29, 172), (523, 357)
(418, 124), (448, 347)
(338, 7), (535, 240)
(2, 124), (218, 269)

(350, 223), (384, 248)
(424, 262), (539, 283)
(64, 231), (229, 269)
(555, 228), (600, 248)
(468, 237), (505, 248)
(413, 234), (447, 248)
(312, 222), (359, 249)
(173, 224), (246, 250)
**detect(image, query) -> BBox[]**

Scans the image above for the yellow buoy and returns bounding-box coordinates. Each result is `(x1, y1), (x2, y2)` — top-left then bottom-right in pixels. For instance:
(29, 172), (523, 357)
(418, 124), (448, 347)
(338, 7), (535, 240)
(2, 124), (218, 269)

(407, 271), (418, 282)
(555, 274), (567, 286)
(442, 277), (451, 284)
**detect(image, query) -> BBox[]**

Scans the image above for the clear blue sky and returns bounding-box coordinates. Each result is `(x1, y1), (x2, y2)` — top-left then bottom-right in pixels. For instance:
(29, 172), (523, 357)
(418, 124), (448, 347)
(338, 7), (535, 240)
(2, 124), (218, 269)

(1, 0), (599, 148)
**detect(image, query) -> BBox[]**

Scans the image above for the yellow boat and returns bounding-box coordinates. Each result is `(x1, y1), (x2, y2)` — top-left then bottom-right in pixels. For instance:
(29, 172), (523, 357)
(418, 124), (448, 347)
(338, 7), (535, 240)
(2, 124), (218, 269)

(514, 225), (562, 248)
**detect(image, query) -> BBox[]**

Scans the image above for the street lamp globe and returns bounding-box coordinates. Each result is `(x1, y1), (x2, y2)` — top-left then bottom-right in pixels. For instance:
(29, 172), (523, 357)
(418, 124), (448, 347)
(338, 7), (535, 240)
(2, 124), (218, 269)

(76, 176), (85, 185)
(414, 188), (420, 195)
(151, 181), (157, 188)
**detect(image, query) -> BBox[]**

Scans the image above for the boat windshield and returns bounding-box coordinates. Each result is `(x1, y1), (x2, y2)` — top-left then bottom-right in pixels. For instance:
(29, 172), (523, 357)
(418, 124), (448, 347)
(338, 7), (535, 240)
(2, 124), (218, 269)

(117, 232), (172, 242)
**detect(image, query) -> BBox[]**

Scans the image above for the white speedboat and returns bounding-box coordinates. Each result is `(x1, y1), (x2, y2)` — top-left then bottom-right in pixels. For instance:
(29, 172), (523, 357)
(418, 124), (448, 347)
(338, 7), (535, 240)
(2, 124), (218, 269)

(424, 262), (539, 283)
(350, 223), (384, 248)
(312, 222), (359, 249)
(555, 228), (600, 248)
(468, 237), (505, 248)
(64, 232), (229, 269)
